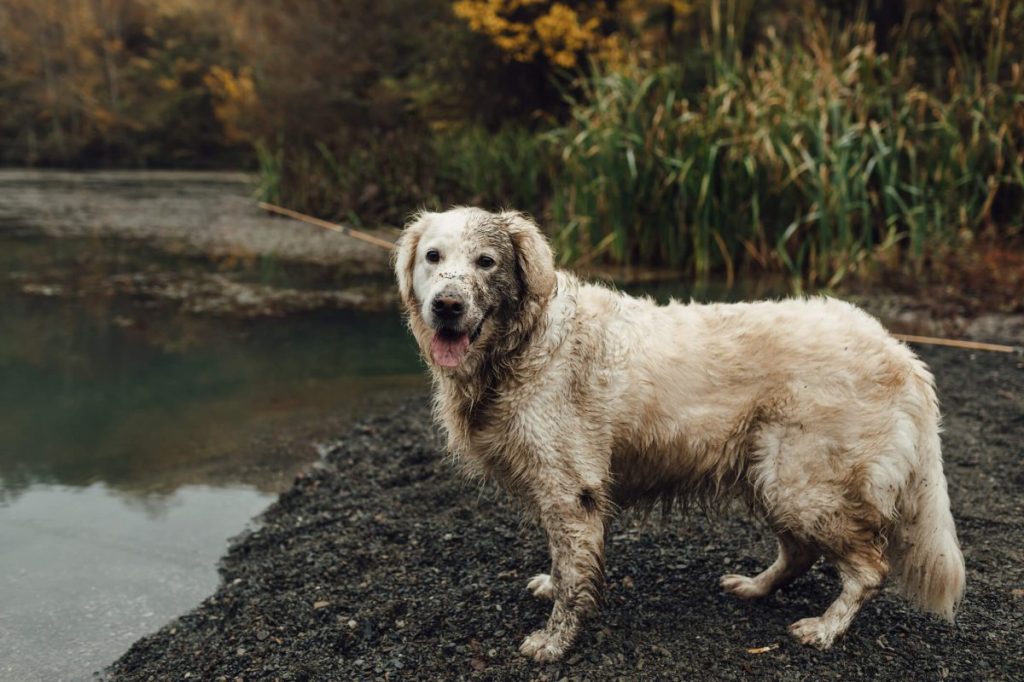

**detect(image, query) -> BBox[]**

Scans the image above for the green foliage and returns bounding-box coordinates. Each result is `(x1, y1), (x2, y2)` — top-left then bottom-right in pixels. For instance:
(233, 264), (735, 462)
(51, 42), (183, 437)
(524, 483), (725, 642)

(254, 124), (554, 226)
(432, 125), (555, 217)
(2, 0), (1023, 287)
(548, 6), (1024, 286)
(256, 129), (440, 227)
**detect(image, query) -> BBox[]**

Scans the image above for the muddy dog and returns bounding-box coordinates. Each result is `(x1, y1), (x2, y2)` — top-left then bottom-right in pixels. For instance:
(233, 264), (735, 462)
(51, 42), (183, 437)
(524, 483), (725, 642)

(393, 207), (965, 662)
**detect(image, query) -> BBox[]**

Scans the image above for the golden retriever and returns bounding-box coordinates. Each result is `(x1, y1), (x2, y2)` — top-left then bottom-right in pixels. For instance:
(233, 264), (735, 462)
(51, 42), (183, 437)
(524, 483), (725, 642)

(393, 207), (965, 662)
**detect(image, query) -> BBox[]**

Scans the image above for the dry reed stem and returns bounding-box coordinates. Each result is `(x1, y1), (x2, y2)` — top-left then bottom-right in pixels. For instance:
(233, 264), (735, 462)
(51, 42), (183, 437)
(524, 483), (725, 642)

(258, 201), (396, 250)
(258, 202), (1018, 355)
(892, 334), (1018, 354)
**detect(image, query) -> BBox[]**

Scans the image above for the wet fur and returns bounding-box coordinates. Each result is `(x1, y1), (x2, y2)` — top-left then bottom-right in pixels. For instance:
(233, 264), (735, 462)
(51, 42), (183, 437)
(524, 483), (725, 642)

(394, 208), (966, 662)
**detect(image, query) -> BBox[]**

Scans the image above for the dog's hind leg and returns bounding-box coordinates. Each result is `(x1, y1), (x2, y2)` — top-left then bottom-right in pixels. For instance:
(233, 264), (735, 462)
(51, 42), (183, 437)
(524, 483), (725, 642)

(788, 535), (889, 649)
(720, 531), (819, 599)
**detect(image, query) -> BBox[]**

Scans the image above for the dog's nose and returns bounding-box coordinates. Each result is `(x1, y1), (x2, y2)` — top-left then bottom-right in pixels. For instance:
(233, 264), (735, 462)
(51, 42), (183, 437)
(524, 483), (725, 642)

(432, 296), (464, 321)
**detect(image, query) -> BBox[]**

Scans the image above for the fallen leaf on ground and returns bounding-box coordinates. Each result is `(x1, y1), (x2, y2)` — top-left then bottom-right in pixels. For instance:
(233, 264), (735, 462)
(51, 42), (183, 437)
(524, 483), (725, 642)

(746, 643), (780, 654)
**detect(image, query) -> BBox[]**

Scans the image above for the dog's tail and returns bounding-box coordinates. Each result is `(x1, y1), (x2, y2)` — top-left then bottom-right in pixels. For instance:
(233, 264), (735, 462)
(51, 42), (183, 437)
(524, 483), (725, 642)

(889, 376), (965, 621)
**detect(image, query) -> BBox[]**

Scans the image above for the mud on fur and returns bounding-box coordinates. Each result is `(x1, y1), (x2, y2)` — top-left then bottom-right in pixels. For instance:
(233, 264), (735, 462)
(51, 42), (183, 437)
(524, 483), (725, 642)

(393, 207), (966, 662)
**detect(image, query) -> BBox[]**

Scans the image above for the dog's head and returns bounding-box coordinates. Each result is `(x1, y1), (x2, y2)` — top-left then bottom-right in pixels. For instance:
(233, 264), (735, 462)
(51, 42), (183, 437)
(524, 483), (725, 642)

(393, 207), (556, 371)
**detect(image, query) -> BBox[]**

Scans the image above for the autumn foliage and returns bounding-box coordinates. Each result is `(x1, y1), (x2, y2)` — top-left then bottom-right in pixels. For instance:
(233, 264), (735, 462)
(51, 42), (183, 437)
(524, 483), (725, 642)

(1, 1), (1022, 285)
(0, 0), (248, 165)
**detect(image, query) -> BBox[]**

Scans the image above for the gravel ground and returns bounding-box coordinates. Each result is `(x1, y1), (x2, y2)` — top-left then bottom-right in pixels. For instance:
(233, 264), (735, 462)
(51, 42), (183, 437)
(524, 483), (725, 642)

(106, 346), (1023, 681)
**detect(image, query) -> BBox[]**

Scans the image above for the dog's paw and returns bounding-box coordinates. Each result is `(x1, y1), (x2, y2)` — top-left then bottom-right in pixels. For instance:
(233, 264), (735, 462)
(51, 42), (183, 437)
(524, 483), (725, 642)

(719, 573), (768, 599)
(526, 573), (555, 600)
(788, 616), (839, 650)
(519, 629), (566, 662)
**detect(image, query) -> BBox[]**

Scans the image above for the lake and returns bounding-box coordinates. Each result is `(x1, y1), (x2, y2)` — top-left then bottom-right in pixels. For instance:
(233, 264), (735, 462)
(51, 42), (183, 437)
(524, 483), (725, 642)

(0, 232), (424, 680)
(0, 196), (788, 680)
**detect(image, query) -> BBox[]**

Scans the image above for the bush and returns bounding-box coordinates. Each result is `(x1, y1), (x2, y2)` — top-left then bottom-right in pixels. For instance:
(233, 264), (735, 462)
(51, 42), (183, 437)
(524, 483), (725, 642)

(0, 0), (247, 166)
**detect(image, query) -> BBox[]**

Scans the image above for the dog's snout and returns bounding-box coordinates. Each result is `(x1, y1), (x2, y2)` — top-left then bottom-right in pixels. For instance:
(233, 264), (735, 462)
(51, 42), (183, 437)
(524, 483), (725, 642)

(432, 296), (465, 320)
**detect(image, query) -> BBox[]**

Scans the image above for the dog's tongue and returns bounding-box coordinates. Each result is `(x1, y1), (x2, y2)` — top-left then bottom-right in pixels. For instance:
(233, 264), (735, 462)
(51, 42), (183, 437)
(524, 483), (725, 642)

(430, 332), (470, 368)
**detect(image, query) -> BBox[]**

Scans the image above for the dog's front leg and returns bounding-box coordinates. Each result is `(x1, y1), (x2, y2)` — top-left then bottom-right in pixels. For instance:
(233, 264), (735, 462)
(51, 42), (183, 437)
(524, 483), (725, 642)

(519, 487), (606, 662)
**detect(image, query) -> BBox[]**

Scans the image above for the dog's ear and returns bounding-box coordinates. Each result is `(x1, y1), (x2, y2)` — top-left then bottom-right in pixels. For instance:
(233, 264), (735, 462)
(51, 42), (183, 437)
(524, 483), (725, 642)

(393, 211), (429, 310)
(500, 211), (556, 304)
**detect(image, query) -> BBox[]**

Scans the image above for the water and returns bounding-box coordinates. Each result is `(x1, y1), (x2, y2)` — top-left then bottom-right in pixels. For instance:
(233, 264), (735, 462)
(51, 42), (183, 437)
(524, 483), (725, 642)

(0, 234), (424, 680)
(0, 226), (789, 680)
(0, 484), (270, 681)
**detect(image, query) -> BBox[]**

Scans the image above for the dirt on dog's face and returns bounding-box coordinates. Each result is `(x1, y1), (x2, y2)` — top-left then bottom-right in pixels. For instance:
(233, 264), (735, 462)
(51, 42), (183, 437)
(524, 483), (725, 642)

(399, 208), (522, 369)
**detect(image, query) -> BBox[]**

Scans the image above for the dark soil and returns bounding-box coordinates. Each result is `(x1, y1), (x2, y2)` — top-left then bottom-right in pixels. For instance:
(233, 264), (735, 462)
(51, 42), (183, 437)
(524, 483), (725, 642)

(107, 347), (1024, 681)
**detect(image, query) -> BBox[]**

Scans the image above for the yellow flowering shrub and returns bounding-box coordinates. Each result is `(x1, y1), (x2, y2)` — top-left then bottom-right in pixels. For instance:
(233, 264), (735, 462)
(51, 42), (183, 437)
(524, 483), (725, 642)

(452, 0), (617, 67)
(203, 65), (258, 144)
(452, 1), (707, 68)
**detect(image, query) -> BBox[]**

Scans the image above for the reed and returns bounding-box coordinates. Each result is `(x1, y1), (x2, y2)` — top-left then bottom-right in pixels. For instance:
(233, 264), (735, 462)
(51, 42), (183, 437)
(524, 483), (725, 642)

(256, 1), (1023, 289)
(549, 4), (1023, 288)
(432, 124), (555, 218)
(254, 124), (555, 226)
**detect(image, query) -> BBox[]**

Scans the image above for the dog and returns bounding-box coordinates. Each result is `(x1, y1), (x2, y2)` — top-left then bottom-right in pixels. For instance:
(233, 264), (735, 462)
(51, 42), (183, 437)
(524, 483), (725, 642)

(393, 207), (965, 662)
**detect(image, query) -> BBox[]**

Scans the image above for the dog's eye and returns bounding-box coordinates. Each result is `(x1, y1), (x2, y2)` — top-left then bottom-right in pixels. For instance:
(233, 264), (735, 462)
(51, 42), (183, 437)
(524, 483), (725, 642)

(425, 249), (440, 264)
(477, 255), (495, 269)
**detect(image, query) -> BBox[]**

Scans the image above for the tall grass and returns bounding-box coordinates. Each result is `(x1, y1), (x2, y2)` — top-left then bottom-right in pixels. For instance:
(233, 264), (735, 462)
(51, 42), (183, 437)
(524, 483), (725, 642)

(256, 124), (554, 226)
(253, 129), (439, 226)
(550, 7), (1024, 287)
(255, 1), (1023, 289)
(433, 124), (553, 218)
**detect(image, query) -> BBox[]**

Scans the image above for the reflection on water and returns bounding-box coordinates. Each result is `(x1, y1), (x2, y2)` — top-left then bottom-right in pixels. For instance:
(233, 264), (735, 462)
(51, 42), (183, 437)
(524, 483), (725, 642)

(0, 483), (271, 681)
(0, 280), (423, 499)
(0, 232), (425, 678)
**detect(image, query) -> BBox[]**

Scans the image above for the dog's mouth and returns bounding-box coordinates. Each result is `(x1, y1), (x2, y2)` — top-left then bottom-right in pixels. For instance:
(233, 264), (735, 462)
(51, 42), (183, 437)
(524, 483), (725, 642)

(429, 318), (486, 368)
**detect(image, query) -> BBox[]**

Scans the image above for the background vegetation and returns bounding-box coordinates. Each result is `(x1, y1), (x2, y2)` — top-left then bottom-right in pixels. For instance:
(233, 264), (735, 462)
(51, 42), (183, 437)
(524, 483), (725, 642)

(2, 0), (1022, 287)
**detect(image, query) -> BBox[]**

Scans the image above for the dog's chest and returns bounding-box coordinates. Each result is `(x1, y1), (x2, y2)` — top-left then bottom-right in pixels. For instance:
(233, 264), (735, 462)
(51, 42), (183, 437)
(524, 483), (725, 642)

(441, 395), (538, 483)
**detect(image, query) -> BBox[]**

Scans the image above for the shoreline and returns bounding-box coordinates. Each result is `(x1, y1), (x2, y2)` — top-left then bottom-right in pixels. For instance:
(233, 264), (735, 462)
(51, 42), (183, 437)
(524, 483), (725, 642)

(0, 169), (400, 316)
(0, 169), (396, 273)
(3, 169), (1023, 341)
(107, 345), (1023, 680)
